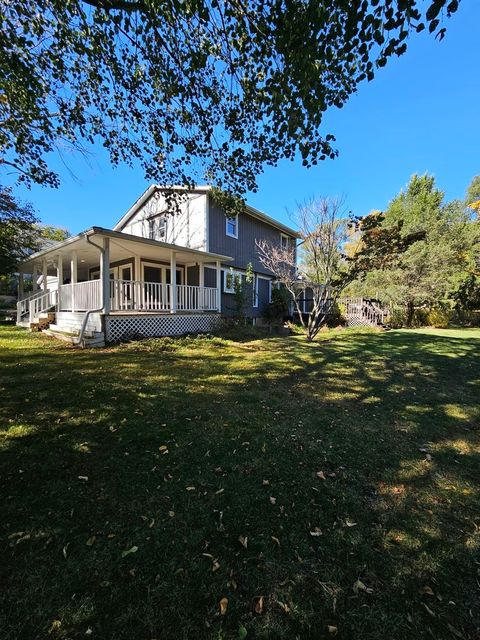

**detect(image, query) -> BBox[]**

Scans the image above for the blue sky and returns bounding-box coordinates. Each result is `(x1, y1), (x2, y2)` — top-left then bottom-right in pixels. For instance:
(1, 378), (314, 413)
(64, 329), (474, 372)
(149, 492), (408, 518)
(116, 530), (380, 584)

(3, 0), (479, 233)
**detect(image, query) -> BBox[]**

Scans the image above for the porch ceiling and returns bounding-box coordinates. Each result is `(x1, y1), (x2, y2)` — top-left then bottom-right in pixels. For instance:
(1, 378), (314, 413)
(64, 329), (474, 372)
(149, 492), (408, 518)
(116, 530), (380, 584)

(19, 227), (232, 272)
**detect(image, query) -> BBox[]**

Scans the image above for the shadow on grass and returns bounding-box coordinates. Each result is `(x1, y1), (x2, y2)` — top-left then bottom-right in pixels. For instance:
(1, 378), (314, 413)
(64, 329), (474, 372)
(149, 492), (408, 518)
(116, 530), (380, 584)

(0, 326), (479, 640)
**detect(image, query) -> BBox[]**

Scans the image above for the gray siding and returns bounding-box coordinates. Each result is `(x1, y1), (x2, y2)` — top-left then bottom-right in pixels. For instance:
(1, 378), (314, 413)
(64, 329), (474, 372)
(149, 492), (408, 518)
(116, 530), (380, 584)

(208, 198), (296, 275)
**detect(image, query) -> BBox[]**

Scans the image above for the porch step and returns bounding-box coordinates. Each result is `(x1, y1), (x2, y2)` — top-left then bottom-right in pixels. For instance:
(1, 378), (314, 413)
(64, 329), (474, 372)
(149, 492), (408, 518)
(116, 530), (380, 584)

(43, 327), (106, 348)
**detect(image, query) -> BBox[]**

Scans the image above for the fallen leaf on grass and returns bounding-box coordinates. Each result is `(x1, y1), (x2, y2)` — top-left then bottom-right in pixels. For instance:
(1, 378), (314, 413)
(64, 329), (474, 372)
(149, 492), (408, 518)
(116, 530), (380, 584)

(345, 519), (358, 528)
(48, 620), (62, 634)
(121, 546), (138, 558)
(277, 600), (290, 614)
(327, 625), (338, 636)
(353, 579), (373, 594)
(62, 544), (69, 558)
(86, 536), (96, 546)
(262, 480), (270, 486)
(212, 559), (221, 572)
(419, 586), (434, 596)
(219, 597), (228, 615)
(271, 536), (280, 546)
(253, 596), (264, 614)
(168, 511), (175, 517)
(238, 535), (248, 549)
(269, 496), (276, 505)
(309, 528), (323, 537)
(158, 445), (168, 454)
(78, 476), (88, 481)
(316, 471), (326, 480)
(186, 486), (196, 491)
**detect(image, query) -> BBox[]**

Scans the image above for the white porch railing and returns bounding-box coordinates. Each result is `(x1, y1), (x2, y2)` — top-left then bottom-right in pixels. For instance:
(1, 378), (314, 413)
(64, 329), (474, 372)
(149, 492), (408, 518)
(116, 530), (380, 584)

(110, 280), (218, 312)
(59, 280), (102, 311)
(56, 279), (218, 313)
(17, 289), (58, 324)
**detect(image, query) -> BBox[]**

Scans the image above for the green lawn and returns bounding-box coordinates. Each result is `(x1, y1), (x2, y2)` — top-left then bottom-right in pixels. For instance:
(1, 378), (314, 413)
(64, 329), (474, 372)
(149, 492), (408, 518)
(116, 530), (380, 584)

(1, 325), (479, 640)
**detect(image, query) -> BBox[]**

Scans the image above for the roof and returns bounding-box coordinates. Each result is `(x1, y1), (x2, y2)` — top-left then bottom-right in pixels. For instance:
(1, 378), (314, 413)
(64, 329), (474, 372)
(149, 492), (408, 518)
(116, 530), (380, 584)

(114, 184), (300, 238)
(18, 226), (232, 269)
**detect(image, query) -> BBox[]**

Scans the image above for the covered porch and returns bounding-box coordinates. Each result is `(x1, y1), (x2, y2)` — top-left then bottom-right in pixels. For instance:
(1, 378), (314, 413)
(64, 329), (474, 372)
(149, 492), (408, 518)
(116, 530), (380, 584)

(17, 227), (230, 333)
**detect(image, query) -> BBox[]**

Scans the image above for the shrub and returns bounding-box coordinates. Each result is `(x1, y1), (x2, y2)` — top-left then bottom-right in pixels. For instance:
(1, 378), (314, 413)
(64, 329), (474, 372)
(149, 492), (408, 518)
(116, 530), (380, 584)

(262, 287), (290, 323)
(426, 306), (454, 328)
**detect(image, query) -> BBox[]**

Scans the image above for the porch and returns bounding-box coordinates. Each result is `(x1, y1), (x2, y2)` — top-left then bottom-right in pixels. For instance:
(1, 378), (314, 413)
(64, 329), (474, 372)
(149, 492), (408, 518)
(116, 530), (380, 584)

(17, 227), (231, 342)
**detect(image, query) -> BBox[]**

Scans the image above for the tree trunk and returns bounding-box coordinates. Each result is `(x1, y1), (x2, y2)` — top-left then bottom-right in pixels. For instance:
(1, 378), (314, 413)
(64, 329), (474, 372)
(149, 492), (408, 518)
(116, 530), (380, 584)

(405, 300), (415, 327)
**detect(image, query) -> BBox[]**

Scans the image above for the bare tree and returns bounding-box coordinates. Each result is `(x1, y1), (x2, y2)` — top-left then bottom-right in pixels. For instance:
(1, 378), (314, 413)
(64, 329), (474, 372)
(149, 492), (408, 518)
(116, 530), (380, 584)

(257, 197), (424, 341)
(257, 197), (349, 340)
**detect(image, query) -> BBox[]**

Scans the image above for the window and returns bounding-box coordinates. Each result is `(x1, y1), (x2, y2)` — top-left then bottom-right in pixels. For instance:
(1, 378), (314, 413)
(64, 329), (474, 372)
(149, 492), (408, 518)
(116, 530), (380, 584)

(149, 213), (167, 240)
(226, 214), (238, 239)
(281, 234), (289, 250)
(224, 269), (241, 293)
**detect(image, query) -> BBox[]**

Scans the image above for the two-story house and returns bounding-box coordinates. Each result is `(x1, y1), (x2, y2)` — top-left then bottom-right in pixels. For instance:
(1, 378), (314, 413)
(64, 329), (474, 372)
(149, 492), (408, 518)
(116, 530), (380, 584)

(16, 185), (298, 345)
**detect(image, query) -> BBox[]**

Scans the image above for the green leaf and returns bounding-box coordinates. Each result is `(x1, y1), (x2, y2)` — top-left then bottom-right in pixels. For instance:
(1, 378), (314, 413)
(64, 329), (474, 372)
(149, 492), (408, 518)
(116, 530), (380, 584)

(121, 545), (138, 558)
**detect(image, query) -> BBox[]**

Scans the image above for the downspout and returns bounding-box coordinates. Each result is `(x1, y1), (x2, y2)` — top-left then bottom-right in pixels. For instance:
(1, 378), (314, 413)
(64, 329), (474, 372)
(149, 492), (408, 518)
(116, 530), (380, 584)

(73, 235), (105, 347)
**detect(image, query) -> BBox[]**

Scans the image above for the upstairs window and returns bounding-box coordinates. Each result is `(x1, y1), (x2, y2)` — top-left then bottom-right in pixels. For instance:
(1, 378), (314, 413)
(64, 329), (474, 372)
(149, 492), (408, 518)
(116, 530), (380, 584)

(226, 214), (238, 239)
(281, 233), (289, 250)
(149, 213), (167, 240)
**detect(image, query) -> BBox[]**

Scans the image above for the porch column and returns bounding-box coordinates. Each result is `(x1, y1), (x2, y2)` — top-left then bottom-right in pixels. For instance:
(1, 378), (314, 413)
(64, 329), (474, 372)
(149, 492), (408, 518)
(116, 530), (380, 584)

(134, 254), (141, 310)
(170, 251), (177, 313)
(56, 255), (63, 310)
(42, 258), (48, 292)
(70, 251), (77, 312)
(18, 271), (24, 300)
(100, 237), (110, 313)
(215, 260), (222, 313)
(198, 262), (205, 310)
(32, 264), (39, 292)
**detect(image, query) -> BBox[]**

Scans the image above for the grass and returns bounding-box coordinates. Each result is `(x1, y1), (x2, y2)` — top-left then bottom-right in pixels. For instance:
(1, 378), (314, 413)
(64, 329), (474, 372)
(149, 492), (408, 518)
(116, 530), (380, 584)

(0, 324), (479, 640)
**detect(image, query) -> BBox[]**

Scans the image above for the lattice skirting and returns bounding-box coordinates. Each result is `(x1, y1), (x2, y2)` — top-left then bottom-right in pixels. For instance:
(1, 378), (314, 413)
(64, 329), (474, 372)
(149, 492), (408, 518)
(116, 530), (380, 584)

(105, 313), (221, 343)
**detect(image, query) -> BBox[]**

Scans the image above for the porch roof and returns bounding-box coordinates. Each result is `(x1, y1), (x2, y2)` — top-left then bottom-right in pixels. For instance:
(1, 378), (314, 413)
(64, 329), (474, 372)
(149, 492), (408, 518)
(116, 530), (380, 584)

(19, 226), (233, 271)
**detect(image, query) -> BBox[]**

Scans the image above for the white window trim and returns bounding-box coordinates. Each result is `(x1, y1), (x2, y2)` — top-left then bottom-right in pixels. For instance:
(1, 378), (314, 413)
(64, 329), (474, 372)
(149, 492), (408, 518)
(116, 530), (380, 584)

(223, 269), (242, 294)
(225, 214), (239, 239)
(253, 274), (259, 308)
(280, 233), (289, 250)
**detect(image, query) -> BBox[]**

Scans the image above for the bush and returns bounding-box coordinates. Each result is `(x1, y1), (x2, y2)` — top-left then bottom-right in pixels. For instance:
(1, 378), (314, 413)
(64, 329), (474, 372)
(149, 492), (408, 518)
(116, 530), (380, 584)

(426, 306), (454, 328)
(262, 287), (290, 323)
(326, 302), (345, 328)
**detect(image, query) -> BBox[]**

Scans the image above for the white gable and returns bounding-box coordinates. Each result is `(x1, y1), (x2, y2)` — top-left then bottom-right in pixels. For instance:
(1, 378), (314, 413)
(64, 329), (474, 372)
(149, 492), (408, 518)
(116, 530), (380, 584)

(117, 188), (208, 251)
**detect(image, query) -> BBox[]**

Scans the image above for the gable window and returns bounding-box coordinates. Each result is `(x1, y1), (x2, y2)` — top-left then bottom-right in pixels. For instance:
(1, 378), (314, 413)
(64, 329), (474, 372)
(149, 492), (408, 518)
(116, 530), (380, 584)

(149, 213), (167, 241)
(224, 269), (242, 293)
(280, 233), (289, 250)
(226, 214), (238, 239)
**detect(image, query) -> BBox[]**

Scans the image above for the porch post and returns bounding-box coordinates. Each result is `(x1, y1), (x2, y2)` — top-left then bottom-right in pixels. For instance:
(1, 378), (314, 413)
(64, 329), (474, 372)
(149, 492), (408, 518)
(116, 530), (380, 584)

(134, 254), (141, 310)
(32, 265), (39, 292)
(56, 254), (63, 310)
(42, 258), (48, 291)
(198, 262), (205, 311)
(215, 260), (222, 313)
(18, 271), (24, 301)
(170, 250), (177, 313)
(100, 237), (110, 313)
(71, 251), (77, 312)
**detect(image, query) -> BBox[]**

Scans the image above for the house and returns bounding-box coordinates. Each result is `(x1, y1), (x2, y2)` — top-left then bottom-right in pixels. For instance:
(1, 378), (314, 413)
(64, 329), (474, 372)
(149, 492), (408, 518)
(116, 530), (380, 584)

(16, 185), (298, 345)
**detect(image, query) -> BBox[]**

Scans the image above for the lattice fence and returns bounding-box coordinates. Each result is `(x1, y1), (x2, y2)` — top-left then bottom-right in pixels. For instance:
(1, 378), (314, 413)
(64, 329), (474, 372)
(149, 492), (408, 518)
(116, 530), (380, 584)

(105, 313), (221, 343)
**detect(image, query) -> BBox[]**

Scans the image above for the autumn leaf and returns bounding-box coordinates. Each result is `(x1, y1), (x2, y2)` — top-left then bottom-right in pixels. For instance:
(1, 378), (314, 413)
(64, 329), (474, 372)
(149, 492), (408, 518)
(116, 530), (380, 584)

(327, 625), (338, 636)
(78, 476), (88, 481)
(345, 519), (358, 528)
(309, 527), (323, 537)
(316, 471), (326, 480)
(353, 579), (373, 594)
(253, 596), (264, 614)
(186, 486), (196, 491)
(121, 545), (138, 558)
(269, 496), (276, 505)
(48, 620), (62, 634)
(238, 535), (248, 549)
(212, 559), (221, 572)
(262, 479), (270, 486)
(159, 445), (168, 453)
(86, 536), (96, 546)
(277, 600), (290, 613)
(419, 586), (434, 596)
(219, 597), (228, 615)
(271, 536), (280, 546)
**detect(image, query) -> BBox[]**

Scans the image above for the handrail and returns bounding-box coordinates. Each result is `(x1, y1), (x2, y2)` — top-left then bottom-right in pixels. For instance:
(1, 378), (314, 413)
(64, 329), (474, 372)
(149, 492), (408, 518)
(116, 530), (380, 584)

(17, 288), (50, 323)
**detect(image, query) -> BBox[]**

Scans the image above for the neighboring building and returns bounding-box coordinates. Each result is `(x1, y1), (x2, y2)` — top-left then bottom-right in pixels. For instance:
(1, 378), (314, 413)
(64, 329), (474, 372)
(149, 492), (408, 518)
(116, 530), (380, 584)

(16, 185), (298, 345)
